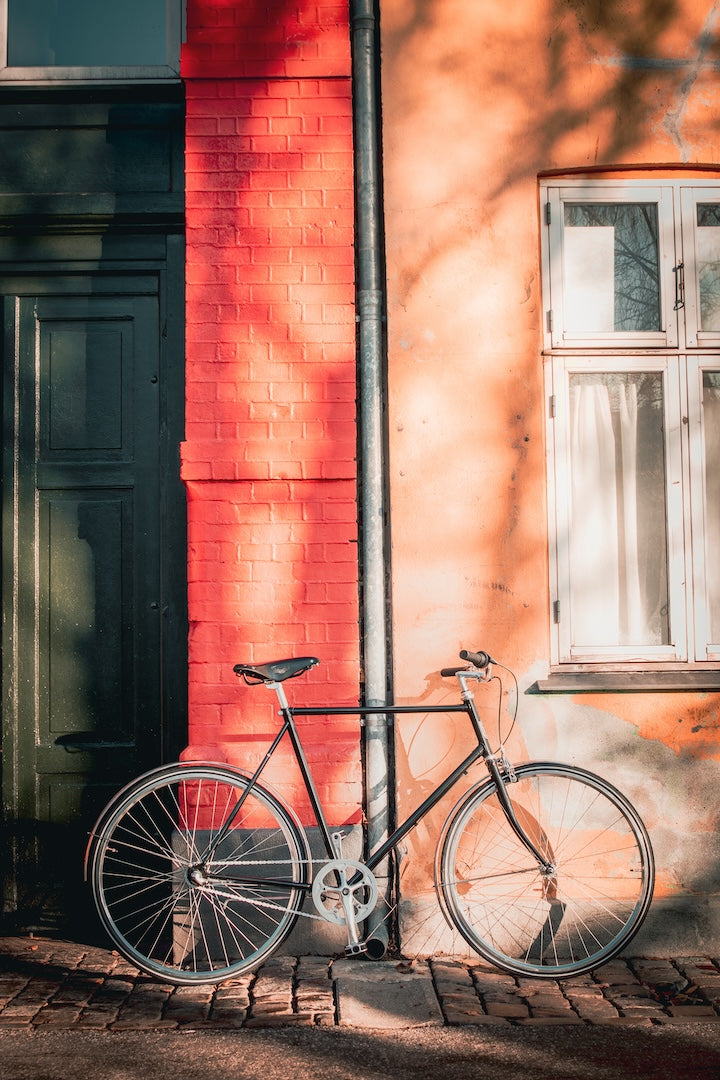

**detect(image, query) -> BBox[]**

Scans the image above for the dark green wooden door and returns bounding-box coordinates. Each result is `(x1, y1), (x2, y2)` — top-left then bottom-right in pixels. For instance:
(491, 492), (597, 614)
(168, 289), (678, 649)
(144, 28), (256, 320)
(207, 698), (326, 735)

(2, 276), (177, 933)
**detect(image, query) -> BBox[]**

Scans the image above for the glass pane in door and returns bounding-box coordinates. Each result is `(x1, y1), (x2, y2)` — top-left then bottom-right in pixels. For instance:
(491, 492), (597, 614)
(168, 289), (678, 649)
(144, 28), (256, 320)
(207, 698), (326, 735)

(696, 205), (720, 331)
(703, 372), (720, 641)
(563, 204), (661, 333)
(568, 371), (669, 647)
(7, 0), (168, 67)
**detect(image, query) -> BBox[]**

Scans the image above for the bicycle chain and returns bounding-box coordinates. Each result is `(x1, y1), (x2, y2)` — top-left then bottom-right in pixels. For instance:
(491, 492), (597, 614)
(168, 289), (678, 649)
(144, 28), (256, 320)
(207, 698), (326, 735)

(186, 859), (327, 921)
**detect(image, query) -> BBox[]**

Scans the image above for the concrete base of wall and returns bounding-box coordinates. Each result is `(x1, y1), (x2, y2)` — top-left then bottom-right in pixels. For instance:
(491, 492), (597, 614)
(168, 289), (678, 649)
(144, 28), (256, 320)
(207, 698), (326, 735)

(630, 896), (720, 956)
(392, 894), (720, 963)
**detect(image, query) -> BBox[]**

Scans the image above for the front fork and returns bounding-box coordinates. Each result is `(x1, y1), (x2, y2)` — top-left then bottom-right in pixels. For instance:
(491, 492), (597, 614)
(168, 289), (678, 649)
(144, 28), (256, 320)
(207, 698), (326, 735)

(459, 672), (556, 877)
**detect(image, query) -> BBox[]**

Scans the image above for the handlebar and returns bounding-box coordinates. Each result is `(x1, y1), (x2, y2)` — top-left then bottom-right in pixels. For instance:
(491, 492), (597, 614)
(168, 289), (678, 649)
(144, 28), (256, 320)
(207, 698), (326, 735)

(440, 649), (494, 678)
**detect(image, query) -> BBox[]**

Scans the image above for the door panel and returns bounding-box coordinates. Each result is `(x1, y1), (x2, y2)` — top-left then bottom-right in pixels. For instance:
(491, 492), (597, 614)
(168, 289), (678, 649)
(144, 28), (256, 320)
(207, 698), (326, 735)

(3, 282), (169, 931)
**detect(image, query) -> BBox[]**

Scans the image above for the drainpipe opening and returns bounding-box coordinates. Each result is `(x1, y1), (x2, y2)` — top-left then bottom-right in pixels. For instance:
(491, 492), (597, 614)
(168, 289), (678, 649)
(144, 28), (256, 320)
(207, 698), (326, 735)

(364, 924), (389, 960)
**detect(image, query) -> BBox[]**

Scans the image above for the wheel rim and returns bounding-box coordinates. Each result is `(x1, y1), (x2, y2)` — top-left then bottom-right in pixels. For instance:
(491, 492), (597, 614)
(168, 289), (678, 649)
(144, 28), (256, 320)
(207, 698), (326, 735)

(91, 766), (307, 983)
(440, 764), (654, 977)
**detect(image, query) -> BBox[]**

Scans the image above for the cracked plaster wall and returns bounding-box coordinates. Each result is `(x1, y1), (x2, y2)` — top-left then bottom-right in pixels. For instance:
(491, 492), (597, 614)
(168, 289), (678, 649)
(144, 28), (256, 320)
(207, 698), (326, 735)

(380, 0), (720, 950)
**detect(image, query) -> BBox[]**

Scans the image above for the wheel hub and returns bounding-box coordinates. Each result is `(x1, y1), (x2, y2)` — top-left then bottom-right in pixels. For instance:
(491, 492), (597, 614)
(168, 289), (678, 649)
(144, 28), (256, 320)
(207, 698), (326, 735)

(188, 865), (208, 886)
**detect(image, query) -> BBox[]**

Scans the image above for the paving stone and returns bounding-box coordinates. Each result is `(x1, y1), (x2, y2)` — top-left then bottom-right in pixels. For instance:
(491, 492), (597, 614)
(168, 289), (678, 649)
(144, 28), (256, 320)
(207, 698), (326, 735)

(33, 1005), (83, 1025)
(596, 1016), (655, 1026)
(251, 996), (293, 1016)
(530, 1005), (576, 1017)
(212, 1004), (250, 1019)
(333, 958), (443, 1028)
(109, 1018), (180, 1031)
(214, 990), (250, 1009)
(444, 1006), (510, 1026)
(163, 990), (213, 1023)
(525, 993), (572, 1009)
(432, 960), (475, 987)
(441, 990), (484, 1006)
(74, 1013), (120, 1029)
(485, 1002), (530, 1019)
(565, 994), (619, 1020)
(516, 1015), (583, 1025)
(574, 1006), (622, 1021)
(244, 1011), (315, 1029)
(471, 971), (517, 991)
(251, 967), (293, 1010)
(0, 1007), (40, 1022)
(666, 1004), (717, 1018)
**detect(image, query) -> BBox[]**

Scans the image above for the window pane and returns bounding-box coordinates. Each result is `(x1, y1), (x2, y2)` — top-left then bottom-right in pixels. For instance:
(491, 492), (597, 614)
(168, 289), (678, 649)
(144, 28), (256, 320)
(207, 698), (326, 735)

(7, 0), (168, 67)
(703, 372), (720, 641)
(563, 204), (661, 333)
(696, 205), (720, 331)
(568, 372), (669, 647)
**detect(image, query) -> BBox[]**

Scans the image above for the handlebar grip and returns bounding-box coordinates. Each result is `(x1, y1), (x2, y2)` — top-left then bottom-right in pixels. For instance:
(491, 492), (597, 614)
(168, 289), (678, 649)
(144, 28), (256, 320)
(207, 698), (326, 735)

(440, 650), (494, 677)
(459, 649), (493, 669)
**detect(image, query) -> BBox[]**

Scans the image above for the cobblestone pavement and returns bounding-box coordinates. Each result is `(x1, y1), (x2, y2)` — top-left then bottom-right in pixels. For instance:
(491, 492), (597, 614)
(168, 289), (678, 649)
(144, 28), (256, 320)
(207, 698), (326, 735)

(0, 937), (719, 1030)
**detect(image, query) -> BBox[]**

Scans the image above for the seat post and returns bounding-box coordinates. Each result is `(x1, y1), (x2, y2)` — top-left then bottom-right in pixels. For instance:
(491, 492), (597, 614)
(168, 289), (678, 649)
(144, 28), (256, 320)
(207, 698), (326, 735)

(268, 680), (290, 713)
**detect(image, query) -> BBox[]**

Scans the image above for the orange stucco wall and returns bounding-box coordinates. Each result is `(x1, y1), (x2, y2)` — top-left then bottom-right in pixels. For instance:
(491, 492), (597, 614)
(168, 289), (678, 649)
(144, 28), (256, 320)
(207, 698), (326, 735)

(381, 0), (720, 950)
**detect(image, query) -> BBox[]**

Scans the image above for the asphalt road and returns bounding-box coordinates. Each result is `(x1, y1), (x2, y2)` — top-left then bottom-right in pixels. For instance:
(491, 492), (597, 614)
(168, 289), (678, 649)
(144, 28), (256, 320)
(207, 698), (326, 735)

(0, 1023), (719, 1080)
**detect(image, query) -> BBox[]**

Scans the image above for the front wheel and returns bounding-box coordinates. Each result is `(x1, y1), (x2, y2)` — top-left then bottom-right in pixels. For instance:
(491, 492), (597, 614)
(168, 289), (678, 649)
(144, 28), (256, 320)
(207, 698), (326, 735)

(89, 763), (310, 984)
(438, 762), (654, 978)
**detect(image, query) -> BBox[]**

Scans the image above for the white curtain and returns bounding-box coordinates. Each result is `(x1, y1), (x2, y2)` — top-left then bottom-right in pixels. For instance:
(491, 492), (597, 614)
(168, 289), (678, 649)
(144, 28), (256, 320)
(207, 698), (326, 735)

(569, 376), (664, 647)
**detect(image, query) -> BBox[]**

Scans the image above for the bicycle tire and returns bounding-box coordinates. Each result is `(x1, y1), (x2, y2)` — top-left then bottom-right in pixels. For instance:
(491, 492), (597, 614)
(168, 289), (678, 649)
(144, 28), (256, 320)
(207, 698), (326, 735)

(89, 763), (310, 985)
(437, 762), (654, 978)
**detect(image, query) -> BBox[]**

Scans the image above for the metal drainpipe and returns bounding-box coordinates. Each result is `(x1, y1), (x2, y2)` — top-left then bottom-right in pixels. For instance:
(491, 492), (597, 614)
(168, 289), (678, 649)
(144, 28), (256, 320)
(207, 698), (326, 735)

(350, 0), (391, 957)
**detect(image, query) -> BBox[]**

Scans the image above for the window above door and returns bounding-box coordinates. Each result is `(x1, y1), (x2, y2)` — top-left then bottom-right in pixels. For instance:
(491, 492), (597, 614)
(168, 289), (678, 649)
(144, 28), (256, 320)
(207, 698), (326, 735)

(0, 0), (183, 81)
(541, 178), (720, 678)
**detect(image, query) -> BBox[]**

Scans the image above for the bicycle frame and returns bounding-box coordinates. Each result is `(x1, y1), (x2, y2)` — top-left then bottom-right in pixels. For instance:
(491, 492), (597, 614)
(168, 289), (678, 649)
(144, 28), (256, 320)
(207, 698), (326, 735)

(209, 670), (552, 891)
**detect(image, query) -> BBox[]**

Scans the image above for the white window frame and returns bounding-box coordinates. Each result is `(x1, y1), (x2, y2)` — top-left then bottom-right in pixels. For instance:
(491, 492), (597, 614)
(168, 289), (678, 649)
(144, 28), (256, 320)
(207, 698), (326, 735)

(0, 0), (183, 81)
(542, 178), (720, 670)
(544, 183), (678, 351)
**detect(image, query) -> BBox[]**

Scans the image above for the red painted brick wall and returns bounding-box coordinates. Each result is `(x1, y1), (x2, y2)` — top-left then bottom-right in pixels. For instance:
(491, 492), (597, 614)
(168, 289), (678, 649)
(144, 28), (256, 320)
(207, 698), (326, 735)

(180, 0), (361, 826)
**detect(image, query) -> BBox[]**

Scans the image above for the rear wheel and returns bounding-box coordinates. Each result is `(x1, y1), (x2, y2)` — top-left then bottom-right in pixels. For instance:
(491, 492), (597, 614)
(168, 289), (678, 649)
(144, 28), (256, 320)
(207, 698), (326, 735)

(89, 764), (309, 984)
(438, 762), (654, 978)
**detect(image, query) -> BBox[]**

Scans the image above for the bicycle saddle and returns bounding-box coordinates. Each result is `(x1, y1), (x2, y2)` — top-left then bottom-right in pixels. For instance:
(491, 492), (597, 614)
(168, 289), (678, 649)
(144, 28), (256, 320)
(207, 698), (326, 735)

(233, 656), (320, 683)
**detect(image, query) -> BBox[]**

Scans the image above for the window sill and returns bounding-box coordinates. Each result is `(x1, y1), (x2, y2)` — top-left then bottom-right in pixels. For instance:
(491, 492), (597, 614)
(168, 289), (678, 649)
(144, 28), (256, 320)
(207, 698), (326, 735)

(534, 671), (720, 692)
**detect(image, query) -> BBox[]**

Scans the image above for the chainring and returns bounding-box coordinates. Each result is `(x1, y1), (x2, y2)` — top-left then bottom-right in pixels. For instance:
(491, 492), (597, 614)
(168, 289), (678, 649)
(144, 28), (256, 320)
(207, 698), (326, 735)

(311, 859), (379, 925)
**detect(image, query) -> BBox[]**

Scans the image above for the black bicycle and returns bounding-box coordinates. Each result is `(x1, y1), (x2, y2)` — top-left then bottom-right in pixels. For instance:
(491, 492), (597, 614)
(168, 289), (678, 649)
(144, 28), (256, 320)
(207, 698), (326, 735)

(85, 649), (654, 984)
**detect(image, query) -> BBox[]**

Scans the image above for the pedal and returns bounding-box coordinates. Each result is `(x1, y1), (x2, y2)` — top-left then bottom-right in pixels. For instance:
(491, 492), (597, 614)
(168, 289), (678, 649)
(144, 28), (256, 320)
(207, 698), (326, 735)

(344, 941), (368, 957)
